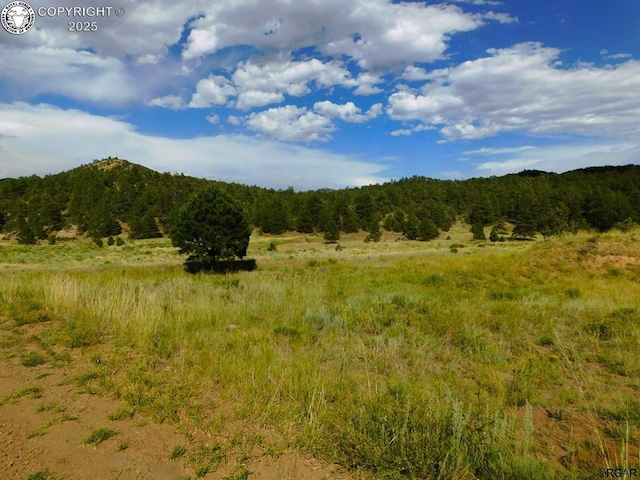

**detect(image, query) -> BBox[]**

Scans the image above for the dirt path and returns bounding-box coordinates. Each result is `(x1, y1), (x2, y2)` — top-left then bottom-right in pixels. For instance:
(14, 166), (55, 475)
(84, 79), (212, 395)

(0, 321), (352, 480)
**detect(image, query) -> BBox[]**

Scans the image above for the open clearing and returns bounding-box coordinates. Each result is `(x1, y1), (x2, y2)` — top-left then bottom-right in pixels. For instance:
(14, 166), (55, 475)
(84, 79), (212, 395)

(1, 225), (639, 479)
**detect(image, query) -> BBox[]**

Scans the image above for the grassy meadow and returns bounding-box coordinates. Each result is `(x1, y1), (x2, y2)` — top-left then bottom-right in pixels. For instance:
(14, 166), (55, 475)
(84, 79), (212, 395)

(1, 224), (639, 479)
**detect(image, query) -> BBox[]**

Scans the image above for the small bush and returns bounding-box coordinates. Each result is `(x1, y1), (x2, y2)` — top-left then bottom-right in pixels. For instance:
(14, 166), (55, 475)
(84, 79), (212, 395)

(93, 238), (104, 248)
(116, 236), (125, 246)
(107, 236), (115, 246)
(267, 241), (277, 252)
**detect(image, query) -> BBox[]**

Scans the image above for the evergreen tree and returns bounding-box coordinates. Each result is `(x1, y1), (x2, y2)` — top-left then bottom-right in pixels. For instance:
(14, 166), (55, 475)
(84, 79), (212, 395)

(489, 226), (499, 242)
(404, 213), (420, 240)
(16, 221), (37, 245)
(170, 185), (252, 263)
(87, 197), (121, 239)
(365, 214), (382, 242)
(355, 192), (375, 228)
(470, 221), (486, 240)
(323, 218), (340, 243)
(343, 205), (360, 233)
(129, 212), (162, 239)
(296, 194), (322, 233)
(418, 218), (439, 241)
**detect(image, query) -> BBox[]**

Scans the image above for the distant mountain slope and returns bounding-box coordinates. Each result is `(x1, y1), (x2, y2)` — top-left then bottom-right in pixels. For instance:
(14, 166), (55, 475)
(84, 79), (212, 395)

(1, 158), (639, 242)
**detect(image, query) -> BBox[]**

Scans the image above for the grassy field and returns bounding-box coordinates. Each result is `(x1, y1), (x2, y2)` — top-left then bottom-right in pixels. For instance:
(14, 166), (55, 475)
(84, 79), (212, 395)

(1, 224), (639, 479)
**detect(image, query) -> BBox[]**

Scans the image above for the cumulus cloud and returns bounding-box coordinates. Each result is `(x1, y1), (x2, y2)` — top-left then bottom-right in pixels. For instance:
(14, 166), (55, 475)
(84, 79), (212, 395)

(188, 75), (236, 108)
(147, 94), (186, 110)
(182, 0), (499, 69)
(0, 102), (388, 189)
(388, 42), (640, 141)
(246, 105), (334, 142)
(313, 101), (382, 123)
(402, 66), (430, 81)
(206, 113), (221, 124)
(231, 57), (355, 110)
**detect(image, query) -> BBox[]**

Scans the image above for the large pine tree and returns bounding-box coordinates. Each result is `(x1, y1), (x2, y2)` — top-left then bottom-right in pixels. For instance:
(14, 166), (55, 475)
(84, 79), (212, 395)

(170, 185), (252, 263)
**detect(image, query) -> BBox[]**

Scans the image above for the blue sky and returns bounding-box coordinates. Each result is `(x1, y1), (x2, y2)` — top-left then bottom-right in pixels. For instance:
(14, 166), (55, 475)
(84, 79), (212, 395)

(1, 0), (639, 189)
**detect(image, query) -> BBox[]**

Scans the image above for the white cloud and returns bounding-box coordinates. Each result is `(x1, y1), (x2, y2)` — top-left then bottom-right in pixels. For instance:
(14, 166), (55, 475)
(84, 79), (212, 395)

(246, 105), (334, 142)
(402, 66), (430, 81)
(206, 113), (221, 124)
(319, 2), (485, 69)
(182, 0), (495, 69)
(147, 94), (186, 110)
(313, 101), (382, 123)
(474, 141), (640, 176)
(483, 11), (517, 24)
(388, 42), (640, 141)
(231, 57), (355, 110)
(0, 102), (388, 189)
(390, 129), (413, 136)
(450, 0), (502, 5)
(0, 46), (138, 104)
(189, 75), (236, 108)
(353, 72), (384, 95)
(236, 91), (285, 110)
(600, 50), (632, 61)
(389, 123), (434, 136)
(25, 2), (206, 58)
(464, 146), (536, 156)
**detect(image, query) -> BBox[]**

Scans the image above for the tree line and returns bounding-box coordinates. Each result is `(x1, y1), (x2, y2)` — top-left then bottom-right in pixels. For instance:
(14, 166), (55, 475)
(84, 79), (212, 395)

(1, 158), (639, 244)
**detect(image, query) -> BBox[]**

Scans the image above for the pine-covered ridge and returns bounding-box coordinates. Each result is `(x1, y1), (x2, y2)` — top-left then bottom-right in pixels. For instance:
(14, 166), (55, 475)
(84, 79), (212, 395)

(1, 157), (639, 243)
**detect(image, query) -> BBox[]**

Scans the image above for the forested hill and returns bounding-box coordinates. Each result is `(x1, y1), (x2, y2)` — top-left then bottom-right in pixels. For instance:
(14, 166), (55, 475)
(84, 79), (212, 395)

(1, 157), (639, 243)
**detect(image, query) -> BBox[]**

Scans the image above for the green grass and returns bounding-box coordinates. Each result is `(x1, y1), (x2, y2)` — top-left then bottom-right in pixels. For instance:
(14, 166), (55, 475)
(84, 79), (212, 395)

(21, 351), (47, 367)
(108, 406), (135, 421)
(26, 471), (60, 480)
(0, 386), (44, 405)
(1, 230), (640, 478)
(171, 444), (188, 460)
(85, 427), (117, 446)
